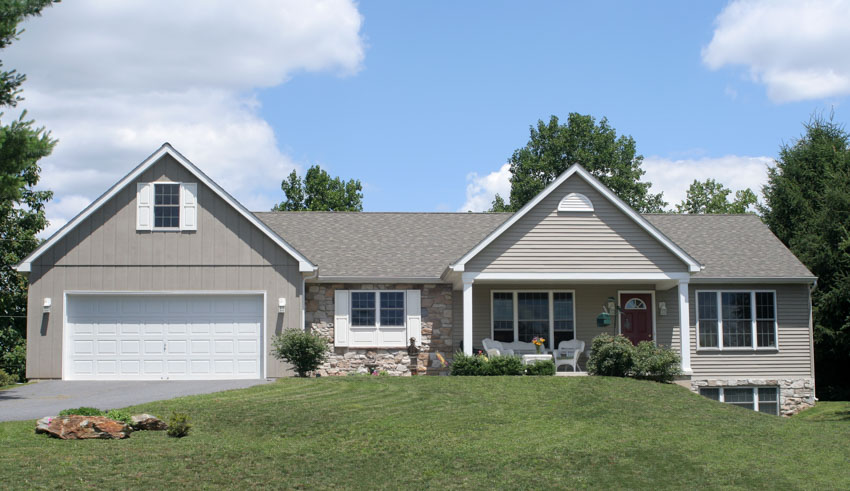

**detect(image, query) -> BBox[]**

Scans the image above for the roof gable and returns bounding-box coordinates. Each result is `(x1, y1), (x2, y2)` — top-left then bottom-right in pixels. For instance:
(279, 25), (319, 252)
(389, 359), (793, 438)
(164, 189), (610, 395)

(450, 165), (702, 273)
(17, 144), (316, 273)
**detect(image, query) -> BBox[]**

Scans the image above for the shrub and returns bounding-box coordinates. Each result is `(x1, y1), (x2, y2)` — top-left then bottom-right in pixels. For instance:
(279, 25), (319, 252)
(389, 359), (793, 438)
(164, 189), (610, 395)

(587, 334), (635, 377)
(105, 409), (133, 426)
(167, 412), (191, 438)
(58, 407), (105, 417)
(525, 360), (556, 376)
(632, 341), (681, 383)
(0, 327), (26, 383)
(271, 328), (329, 377)
(0, 369), (17, 387)
(450, 352), (489, 376)
(487, 355), (524, 376)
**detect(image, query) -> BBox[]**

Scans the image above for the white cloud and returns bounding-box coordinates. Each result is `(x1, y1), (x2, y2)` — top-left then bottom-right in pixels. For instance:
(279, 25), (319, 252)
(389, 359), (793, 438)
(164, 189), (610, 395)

(703, 0), (850, 102)
(643, 155), (774, 207)
(459, 163), (511, 212)
(3, 0), (365, 235)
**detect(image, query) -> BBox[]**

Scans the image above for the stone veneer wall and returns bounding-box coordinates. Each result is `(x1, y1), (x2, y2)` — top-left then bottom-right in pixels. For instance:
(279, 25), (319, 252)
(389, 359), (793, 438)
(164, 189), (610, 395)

(690, 378), (815, 416)
(305, 283), (454, 376)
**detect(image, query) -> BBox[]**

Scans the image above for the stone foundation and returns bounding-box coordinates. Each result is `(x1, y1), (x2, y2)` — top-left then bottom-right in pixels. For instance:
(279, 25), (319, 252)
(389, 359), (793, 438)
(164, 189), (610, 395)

(305, 283), (454, 376)
(690, 378), (815, 416)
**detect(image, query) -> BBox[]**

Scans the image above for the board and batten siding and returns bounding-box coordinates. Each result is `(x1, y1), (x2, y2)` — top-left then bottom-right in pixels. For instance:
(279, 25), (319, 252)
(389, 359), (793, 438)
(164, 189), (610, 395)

(687, 283), (814, 378)
(465, 175), (688, 273)
(26, 154), (302, 379)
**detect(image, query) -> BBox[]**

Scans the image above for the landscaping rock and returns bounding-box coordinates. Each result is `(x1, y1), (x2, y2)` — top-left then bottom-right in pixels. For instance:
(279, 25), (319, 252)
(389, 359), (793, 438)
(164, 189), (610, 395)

(39, 415), (130, 439)
(130, 413), (167, 431)
(35, 416), (53, 434)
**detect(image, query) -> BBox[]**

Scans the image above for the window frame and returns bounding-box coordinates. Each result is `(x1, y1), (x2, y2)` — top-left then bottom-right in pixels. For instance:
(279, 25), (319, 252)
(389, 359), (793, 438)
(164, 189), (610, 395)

(698, 386), (780, 415)
(490, 290), (576, 349)
(349, 290), (407, 329)
(152, 182), (181, 231)
(695, 289), (778, 351)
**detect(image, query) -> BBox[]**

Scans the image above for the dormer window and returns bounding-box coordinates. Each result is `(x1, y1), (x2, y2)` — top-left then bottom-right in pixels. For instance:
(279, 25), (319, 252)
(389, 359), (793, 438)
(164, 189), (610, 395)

(558, 192), (594, 212)
(136, 182), (197, 231)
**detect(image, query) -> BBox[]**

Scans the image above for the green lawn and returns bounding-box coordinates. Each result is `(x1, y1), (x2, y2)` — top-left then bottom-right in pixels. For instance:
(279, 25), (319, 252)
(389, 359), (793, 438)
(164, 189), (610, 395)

(0, 377), (848, 489)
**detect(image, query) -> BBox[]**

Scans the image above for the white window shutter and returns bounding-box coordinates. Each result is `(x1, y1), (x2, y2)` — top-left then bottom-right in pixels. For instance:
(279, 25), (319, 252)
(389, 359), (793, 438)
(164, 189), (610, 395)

(180, 183), (198, 231)
(406, 289), (421, 346)
(136, 183), (153, 231)
(334, 290), (349, 347)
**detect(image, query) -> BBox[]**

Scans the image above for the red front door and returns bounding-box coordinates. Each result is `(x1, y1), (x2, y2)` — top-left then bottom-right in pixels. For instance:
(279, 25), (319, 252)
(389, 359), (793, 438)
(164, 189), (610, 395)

(620, 293), (653, 344)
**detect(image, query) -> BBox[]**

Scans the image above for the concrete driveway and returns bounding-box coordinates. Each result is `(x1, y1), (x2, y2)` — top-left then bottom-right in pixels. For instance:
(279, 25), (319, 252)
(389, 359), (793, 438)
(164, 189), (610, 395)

(0, 379), (271, 422)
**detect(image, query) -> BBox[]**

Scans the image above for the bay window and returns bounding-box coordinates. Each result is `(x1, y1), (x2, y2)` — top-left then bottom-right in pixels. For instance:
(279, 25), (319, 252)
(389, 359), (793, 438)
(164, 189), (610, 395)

(491, 291), (575, 349)
(696, 291), (777, 350)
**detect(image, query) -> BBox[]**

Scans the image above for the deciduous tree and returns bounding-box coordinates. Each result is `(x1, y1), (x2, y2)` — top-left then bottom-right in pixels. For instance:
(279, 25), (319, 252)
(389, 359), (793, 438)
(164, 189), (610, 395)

(675, 179), (757, 214)
(273, 165), (363, 212)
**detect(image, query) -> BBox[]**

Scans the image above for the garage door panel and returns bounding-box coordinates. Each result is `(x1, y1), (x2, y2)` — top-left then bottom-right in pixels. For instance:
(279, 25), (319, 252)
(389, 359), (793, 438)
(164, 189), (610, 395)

(67, 294), (263, 380)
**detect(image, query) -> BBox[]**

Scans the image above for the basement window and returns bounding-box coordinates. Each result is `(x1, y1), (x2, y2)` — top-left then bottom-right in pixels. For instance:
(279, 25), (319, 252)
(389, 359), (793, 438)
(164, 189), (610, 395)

(699, 387), (779, 415)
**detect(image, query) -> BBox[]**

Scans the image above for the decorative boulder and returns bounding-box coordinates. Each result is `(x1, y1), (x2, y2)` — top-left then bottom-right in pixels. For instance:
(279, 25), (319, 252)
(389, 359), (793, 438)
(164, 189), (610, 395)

(35, 416), (52, 434)
(130, 413), (167, 431)
(37, 415), (131, 439)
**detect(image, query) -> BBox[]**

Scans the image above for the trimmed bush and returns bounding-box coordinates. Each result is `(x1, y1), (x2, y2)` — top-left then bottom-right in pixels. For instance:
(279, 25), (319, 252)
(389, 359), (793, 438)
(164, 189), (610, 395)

(58, 407), (105, 417)
(0, 369), (17, 387)
(632, 341), (681, 383)
(271, 328), (330, 377)
(525, 360), (556, 376)
(487, 355), (524, 376)
(166, 412), (191, 438)
(450, 352), (489, 376)
(587, 334), (635, 377)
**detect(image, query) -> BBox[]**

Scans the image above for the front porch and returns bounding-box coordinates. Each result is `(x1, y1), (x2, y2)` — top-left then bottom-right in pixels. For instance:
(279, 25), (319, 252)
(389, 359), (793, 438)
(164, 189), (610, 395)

(458, 274), (693, 374)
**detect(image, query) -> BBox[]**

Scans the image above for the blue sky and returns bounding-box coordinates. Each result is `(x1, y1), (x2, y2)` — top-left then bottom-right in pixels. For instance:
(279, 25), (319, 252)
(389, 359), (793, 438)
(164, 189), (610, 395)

(5, 0), (849, 234)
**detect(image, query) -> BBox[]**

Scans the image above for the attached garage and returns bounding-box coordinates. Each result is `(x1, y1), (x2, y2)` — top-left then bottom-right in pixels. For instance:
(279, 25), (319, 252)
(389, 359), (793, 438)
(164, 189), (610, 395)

(65, 294), (264, 381)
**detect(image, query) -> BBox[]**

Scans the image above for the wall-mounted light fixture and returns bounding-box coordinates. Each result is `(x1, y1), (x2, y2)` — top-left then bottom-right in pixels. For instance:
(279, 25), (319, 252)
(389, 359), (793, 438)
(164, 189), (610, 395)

(43, 297), (52, 313)
(278, 297), (286, 314)
(658, 302), (667, 316)
(606, 297), (616, 315)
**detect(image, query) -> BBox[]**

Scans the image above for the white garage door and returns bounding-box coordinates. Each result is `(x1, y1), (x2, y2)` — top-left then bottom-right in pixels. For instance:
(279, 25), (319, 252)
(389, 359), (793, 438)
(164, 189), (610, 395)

(66, 294), (263, 380)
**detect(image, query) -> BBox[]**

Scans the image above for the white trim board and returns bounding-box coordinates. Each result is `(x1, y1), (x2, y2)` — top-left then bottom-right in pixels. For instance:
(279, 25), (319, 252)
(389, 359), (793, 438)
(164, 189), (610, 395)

(449, 164), (702, 273)
(16, 143), (317, 274)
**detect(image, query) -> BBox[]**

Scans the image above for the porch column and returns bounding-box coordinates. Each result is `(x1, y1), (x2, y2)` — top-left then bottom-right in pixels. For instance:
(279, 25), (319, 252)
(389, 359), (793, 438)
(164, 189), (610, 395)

(463, 280), (473, 355)
(678, 279), (692, 374)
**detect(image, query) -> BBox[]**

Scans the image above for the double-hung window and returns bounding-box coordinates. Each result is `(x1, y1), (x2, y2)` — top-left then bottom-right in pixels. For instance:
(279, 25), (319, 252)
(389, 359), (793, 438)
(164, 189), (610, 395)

(136, 181), (197, 231)
(337, 290), (418, 348)
(154, 183), (181, 229)
(696, 291), (776, 350)
(491, 291), (575, 349)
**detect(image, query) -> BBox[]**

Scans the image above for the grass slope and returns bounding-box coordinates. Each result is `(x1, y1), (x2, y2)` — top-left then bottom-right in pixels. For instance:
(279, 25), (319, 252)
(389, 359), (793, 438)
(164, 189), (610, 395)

(0, 377), (848, 489)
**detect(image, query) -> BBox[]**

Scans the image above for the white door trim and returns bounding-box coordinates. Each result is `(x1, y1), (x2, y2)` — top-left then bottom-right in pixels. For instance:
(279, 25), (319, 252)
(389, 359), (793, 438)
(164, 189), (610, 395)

(62, 290), (267, 380)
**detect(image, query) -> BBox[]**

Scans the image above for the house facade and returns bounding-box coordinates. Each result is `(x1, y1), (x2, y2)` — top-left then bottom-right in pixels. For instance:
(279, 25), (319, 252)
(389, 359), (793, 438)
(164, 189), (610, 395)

(17, 144), (817, 415)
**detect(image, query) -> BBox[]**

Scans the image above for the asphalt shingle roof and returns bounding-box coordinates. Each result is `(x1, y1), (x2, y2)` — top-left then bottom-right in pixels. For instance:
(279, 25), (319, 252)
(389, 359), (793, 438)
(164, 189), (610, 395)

(255, 211), (814, 281)
(643, 214), (814, 279)
(254, 212), (511, 279)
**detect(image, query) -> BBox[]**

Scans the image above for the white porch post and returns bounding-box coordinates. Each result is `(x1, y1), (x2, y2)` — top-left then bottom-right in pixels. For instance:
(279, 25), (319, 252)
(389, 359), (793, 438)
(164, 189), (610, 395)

(463, 280), (474, 355)
(678, 279), (692, 374)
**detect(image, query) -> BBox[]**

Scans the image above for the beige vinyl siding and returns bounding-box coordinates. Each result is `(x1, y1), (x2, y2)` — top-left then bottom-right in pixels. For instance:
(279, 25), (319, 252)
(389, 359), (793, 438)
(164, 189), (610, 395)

(26, 154), (302, 379)
(470, 283), (659, 351)
(466, 175), (688, 273)
(688, 283), (813, 378)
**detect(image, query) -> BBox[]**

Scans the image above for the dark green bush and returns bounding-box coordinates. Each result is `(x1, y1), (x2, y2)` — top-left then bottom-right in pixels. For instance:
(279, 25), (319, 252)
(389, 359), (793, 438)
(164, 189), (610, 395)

(105, 409), (133, 426)
(587, 334), (635, 377)
(632, 341), (681, 383)
(271, 328), (329, 377)
(450, 352), (489, 376)
(58, 407), (105, 417)
(524, 360), (556, 376)
(0, 327), (26, 383)
(167, 412), (191, 438)
(487, 355), (524, 375)
(0, 369), (17, 387)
